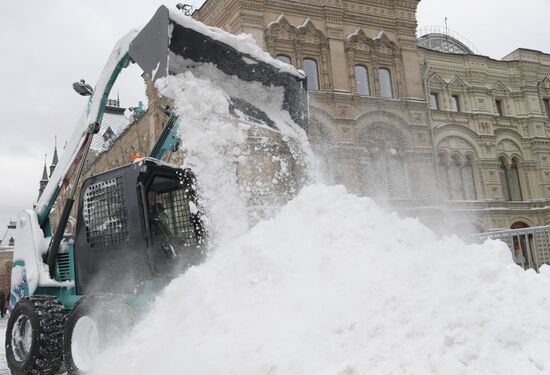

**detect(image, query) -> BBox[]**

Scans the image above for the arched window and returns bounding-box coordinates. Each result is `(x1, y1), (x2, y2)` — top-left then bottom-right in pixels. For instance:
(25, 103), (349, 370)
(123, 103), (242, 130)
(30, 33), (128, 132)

(438, 155), (450, 199)
(499, 158), (510, 201)
(511, 221), (529, 229)
(303, 58), (319, 91)
(438, 153), (476, 201)
(510, 221), (534, 270)
(276, 55), (292, 65)
(499, 157), (523, 201)
(387, 148), (407, 197)
(354, 65), (370, 95)
(371, 150), (388, 197)
(461, 156), (476, 200)
(448, 155), (464, 200)
(378, 68), (393, 98)
(361, 125), (408, 198)
(8, 237), (14, 246)
(508, 159), (522, 201)
(364, 145), (407, 198)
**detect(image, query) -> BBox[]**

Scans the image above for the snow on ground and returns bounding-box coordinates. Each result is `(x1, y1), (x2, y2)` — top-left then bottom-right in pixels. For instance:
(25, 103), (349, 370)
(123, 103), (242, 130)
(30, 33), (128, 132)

(0, 317), (8, 375)
(90, 185), (550, 375)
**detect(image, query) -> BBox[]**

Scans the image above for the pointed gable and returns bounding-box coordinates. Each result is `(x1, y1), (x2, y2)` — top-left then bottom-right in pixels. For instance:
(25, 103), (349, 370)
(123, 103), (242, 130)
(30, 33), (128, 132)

(428, 73), (447, 85)
(297, 18), (327, 45)
(266, 14), (298, 41)
(345, 28), (375, 52)
(538, 77), (550, 89)
(373, 31), (399, 55)
(0, 221), (17, 249)
(491, 81), (510, 93)
(448, 76), (468, 88)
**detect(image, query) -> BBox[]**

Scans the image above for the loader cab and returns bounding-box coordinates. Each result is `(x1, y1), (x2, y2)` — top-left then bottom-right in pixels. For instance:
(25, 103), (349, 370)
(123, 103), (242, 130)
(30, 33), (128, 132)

(74, 158), (204, 296)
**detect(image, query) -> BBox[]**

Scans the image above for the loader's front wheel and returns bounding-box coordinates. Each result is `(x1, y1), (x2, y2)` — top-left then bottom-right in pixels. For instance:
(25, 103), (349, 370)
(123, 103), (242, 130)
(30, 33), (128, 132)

(64, 295), (136, 375)
(5, 296), (67, 375)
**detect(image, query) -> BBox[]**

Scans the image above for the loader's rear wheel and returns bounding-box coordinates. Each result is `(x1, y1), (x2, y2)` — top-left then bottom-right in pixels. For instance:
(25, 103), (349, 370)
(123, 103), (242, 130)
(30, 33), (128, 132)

(64, 295), (135, 375)
(5, 296), (67, 375)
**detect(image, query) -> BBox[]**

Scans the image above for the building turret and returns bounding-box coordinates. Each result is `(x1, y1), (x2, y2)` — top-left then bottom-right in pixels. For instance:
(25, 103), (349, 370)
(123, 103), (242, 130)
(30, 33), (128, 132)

(38, 155), (49, 200)
(49, 139), (58, 177)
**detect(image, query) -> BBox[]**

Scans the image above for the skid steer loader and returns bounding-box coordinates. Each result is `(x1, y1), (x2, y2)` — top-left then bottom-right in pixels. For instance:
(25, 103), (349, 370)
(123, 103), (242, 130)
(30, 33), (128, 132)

(5, 6), (307, 375)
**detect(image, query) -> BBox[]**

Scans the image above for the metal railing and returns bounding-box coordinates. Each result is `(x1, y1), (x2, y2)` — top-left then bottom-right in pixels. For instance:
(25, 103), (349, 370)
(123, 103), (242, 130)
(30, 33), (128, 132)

(476, 225), (550, 271)
(417, 26), (480, 55)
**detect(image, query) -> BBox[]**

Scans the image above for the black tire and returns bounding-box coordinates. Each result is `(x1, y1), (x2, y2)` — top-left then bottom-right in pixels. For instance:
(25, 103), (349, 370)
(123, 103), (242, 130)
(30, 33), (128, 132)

(63, 295), (135, 375)
(5, 296), (67, 375)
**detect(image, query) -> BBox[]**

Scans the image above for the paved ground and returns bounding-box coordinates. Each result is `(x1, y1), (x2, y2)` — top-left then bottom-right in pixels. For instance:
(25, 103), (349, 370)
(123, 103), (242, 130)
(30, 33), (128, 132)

(0, 316), (8, 375)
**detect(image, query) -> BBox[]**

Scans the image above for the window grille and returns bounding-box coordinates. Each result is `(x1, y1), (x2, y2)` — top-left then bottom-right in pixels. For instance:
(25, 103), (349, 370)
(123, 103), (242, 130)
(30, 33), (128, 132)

(83, 177), (129, 248)
(156, 189), (199, 247)
(56, 252), (72, 281)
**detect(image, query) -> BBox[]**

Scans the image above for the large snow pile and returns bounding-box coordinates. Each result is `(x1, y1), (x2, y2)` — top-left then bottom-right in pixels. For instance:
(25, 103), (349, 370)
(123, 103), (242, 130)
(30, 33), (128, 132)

(93, 184), (550, 375)
(91, 26), (549, 374)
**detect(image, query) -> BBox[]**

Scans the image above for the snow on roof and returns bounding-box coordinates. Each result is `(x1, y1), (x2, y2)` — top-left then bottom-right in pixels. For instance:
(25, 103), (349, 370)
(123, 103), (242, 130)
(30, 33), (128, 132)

(91, 105), (130, 152)
(0, 221), (17, 249)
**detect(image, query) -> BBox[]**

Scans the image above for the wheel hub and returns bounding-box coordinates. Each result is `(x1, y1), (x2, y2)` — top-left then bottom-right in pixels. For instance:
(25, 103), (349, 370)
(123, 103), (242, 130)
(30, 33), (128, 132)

(11, 314), (33, 362)
(71, 316), (100, 372)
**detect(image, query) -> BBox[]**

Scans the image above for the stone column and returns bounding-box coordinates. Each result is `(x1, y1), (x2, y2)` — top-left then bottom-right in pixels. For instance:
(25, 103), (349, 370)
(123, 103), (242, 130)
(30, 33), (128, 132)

(325, 11), (348, 92)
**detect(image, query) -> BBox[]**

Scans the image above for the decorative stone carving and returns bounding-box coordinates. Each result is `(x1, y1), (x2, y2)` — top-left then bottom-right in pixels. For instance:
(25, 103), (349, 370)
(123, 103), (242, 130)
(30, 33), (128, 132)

(344, 28), (403, 96)
(373, 31), (399, 56)
(265, 15), (332, 89)
(345, 28), (375, 53)
(496, 139), (522, 155)
(448, 76), (468, 89)
(298, 18), (328, 45)
(265, 15), (298, 53)
(437, 136), (477, 154)
(491, 81), (510, 93)
(427, 73), (447, 86)
(538, 77), (550, 89)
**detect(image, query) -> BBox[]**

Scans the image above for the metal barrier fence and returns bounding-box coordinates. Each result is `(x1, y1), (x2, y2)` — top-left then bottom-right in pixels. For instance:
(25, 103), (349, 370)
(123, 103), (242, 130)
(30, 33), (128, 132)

(476, 225), (550, 271)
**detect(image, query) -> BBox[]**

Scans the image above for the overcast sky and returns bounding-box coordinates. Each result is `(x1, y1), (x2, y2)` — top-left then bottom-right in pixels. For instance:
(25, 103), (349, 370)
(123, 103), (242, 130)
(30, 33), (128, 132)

(0, 0), (549, 231)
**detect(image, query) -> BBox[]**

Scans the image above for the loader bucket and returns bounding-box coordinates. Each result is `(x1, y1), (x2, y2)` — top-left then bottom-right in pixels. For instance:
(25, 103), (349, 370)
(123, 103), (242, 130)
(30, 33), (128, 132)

(128, 5), (308, 131)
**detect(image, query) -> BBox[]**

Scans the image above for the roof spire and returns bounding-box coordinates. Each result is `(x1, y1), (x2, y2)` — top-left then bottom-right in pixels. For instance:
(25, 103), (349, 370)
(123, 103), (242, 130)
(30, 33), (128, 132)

(49, 136), (58, 177)
(39, 154), (49, 200)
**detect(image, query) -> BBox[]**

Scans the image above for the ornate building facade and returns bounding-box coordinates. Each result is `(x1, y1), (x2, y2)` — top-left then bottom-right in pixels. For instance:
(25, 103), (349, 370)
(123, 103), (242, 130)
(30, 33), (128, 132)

(192, 0), (550, 233)
(196, 0), (438, 202)
(420, 45), (550, 231)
